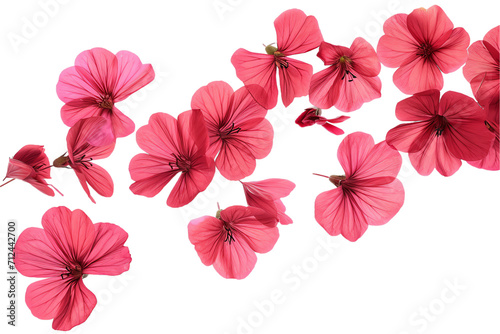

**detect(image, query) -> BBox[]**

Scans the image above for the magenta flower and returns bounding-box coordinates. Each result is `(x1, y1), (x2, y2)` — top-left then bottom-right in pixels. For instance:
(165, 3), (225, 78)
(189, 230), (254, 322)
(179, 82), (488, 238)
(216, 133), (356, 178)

(129, 110), (215, 207)
(14, 206), (131, 331)
(295, 107), (350, 135)
(57, 47), (155, 140)
(309, 38), (382, 112)
(377, 5), (470, 94)
(240, 178), (295, 226)
(191, 81), (274, 180)
(231, 9), (323, 109)
(188, 205), (278, 279)
(2, 145), (59, 196)
(53, 117), (115, 203)
(386, 90), (495, 176)
(463, 26), (499, 107)
(315, 132), (405, 241)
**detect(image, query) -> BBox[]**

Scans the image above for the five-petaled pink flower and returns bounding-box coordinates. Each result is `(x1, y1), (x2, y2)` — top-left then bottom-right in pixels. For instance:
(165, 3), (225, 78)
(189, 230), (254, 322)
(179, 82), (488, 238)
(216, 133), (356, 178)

(241, 178), (295, 226)
(309, 38), (382, 112)
(386, 90), (495, 176)
(57, 47), (155, 140)
(463, 26), (499, 107)
(231, 9), (323, 109)
(315, 132), (405, 241)
(377, 5), (470, 94)
(53, 117), (115, 203)
(295, 107), (350, 135)
(188, 205), (278, 279)
(14, 206), (131, 331)
(191, 81), (274, 180)
(2, 145), (60, 196)
(129, 110), (215, 207)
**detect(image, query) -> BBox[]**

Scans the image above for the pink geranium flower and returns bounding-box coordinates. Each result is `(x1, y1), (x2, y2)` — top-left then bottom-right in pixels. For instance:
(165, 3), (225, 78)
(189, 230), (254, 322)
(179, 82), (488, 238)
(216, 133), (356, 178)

(57, 47), (155, 140)
(314, 132), (405, 241)
(53, 117), (115, 203)
(129, 110), (215, 207)
(188, 205), (278, 279)
(463, 26), (499, 107)
(295, 107), (350, 135)
(467, 102), (499, 170)
(309, 38), (382, 112)
(191, 81), (274, 180)
(2, 145), (60, 196)
(377, 5), (470, 94)
(386, 90), (495, 176)
(14, 206), (131, 331)
(240, 178), (295, 226)
(231, 9), (323, 109)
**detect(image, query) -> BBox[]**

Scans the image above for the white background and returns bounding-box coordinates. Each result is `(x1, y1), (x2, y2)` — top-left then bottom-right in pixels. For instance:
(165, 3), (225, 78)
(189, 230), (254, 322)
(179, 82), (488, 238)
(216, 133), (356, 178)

(1, 0), (499, 333)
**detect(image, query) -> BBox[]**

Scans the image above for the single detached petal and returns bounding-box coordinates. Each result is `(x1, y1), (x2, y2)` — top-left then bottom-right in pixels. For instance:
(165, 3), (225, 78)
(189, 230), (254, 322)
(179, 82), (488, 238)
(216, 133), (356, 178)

(231, 49), (278, 109)
(83, 223), (131, 276)
(274, 8), (323, 55)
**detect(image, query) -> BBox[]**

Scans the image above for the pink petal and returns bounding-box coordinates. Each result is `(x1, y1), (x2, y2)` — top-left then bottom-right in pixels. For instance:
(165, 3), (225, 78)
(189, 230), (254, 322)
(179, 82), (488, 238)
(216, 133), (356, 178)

(433, 28), (469, 73)
(350, 37), (381, 77)
(337, 132), (375, 178)
(113, 51), (155, 102)
(176, 109), (210, 155)
(409, 135), (461, 176)
(244, 178), (295, 198)
(351, 140), (402, 185)
(56, 66), (101, 105)
(74, 48), (118, 95)
(6, 158), (33, 180)
(129, 154), (179, 197)
(73, 163), (113, 203)
(386, 121), (434, 153)
(188, 216), (224, 266)
(231, 86), (268, 126)
(83, 223), (131, 275)
(24, 178), (56, 196)
(25, 277), (70, 320)
(231, 49), (278, 109)
(274, 9), (323, 55)
(315, 188), (368, 241)
(470, 72), (500, 107)
(317, 42), (351, 66)
(309, 67), (342, 109)
(377, 13), (418, 68)
(322, 123), (344, 135)
(107, 106), (135, 138)
(463, 39), (499, 83)
(333, 70), (382, 112)
(213, 238), (257, 279)
(393, 56), (444, 95)
(66, 117), (116, 162)
(135, 112), (180, 158)
(406, 6), (454, 46)
(60, 102), (103, 128)
(52, 280), (97, 331)
(14, 227), (66, 277)
(395, 89), (440, 121)
(278, 57), (313, 107)
(167, 155), (215, 207)
(484, 26), (500, 59)
(41, 207), (95, 264)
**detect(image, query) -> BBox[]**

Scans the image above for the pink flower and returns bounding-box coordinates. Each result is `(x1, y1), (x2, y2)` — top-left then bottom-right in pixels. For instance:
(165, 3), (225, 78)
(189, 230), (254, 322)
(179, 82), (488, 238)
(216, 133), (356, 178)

(129, 110), (215, 207)
(14, 206), (131, 331)
(295, 107), (350, 135)
(56, 48), (155, 140)
(2, 145), (59, 196)
(386, 90), (495, 176)
(231, 9), (323, 109)
(188, 205), (278, 279)
(240, 178), (295, 226)
(191, 81), (273, 180)
(314, 132), (405, 241)
(467, 102), (499, 170)
(377, 5), (470, 94)
(463, 26), (500, 107)
(309, 38), (382, 112)
(53, 117), (115, 203)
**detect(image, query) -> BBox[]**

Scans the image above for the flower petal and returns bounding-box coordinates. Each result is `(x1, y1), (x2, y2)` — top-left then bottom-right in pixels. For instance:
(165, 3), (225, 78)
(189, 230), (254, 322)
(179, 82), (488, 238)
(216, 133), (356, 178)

(406, 6), (453, 46)
(25, 277), (70, 320)
(73, 164), (114, 203)
(337, 132), (375, 178)
(433, 27), (469, 73)
(274, 9), (323, 55)
(113, 51), (155, 101)
(278, 57), (313, 107)
(188, 216), (224, 266)
(129, 154), (178, 197)
(52, 280), (97, 331)
(377, 13), (418, 68)
(393, 56), (444, 94)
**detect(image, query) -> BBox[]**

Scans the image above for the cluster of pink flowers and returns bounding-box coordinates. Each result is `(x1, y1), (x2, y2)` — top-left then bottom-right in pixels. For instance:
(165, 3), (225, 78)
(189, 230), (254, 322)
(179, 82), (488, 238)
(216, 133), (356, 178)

(5, 5), (499, 331)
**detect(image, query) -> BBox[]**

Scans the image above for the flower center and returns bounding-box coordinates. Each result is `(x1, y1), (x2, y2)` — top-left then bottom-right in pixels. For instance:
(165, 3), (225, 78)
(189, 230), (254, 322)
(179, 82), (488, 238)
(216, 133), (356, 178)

(220, 123), (241, 139)
(339, 56), (356, 82)
(169, 153), (191, 172)
(98, 94), (114, 109)
(433, 115), (448, 136)
(417, 43), (434, 59)
(265, 43), (288, 68)
(61, 264), (86, 280)
(223, 223), (235, 244)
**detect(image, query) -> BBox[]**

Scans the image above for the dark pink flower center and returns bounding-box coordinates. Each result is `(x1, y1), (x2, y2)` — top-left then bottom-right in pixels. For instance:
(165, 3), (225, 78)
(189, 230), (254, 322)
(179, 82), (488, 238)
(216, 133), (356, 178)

(417, 43), (434, 60)
(338, 56), (357, 82)
(98, 94), (114, 110)
(169, 153), (191, 172)
(223, 223), (235, 244)
(219, 123), (241, 139)
(61, 264), (86, 280)
(433, 115), (449, 136)
(264, 44), (289, 69)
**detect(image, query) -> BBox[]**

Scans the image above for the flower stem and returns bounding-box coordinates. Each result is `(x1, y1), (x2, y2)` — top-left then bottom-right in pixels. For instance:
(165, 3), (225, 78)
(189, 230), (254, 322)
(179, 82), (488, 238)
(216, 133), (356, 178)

(0, 178), (15, 188)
